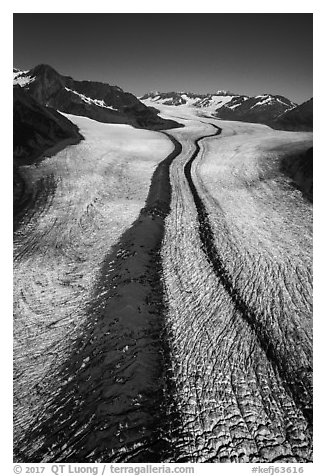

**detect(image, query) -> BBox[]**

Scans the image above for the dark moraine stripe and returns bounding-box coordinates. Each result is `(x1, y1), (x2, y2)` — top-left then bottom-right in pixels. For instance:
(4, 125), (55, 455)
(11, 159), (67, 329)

(15, 134), (183, 463)
(183, 124), (312, 427)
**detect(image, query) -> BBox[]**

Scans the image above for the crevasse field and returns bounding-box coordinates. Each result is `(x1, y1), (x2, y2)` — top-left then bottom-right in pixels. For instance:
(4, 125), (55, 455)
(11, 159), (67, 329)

(13, 115), (173, 451)
(14, 105), (313, 463)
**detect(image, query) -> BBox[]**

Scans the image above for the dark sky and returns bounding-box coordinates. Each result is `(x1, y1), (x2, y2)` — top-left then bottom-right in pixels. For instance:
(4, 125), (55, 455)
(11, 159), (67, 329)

(13, 13), (313, 103)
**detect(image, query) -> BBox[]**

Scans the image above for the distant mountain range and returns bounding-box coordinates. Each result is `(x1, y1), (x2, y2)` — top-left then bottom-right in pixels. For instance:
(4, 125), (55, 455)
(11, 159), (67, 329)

(141, 91), (313, 131)
(13, 65), (181, 131)
(141, 91), (240, 109)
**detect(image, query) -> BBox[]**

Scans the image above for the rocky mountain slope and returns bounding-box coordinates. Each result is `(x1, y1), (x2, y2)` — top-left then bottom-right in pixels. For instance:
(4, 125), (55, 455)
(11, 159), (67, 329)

(14, 65), (181, 130)
(215, 94), (296, 124)
(272, 98), (313, 131)
(13, 85), (83, 226)
(280, 147), (313, 201)
(14, 85), (83, 163)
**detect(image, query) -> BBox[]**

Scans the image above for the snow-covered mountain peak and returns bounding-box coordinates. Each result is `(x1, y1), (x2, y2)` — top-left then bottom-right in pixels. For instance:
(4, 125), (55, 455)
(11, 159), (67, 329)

(140, 91), (241, 110)
(140, 90), (300, 126)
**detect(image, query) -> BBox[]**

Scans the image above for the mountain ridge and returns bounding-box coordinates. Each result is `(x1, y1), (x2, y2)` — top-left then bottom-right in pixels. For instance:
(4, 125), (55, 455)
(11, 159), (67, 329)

(140, 91), (312, 130)
(13, 65), (182, 131)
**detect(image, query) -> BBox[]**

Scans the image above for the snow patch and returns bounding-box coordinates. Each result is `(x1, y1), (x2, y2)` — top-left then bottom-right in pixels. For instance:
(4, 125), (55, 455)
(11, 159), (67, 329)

(65, 87), (118, 111)
(251, 96), (274, 108)
(228, 102), (243, 110)
(276, 97), (295, 107)
(13, 71), (35, 87)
